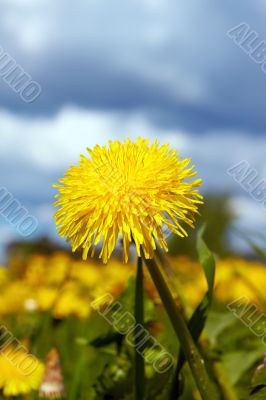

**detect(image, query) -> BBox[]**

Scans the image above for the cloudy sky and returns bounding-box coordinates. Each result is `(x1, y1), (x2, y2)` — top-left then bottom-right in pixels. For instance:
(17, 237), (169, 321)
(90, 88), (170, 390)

(1, 0), (266, 260)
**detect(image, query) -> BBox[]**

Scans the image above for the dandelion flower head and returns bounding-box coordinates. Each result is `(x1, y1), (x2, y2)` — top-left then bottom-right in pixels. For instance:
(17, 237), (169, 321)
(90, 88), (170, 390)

(54, 138), (202, 263)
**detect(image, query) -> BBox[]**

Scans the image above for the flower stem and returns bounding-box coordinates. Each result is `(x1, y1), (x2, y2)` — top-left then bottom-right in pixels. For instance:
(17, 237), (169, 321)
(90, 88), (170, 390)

(135, 257), (145, 400)
(144, 256), (218, 400)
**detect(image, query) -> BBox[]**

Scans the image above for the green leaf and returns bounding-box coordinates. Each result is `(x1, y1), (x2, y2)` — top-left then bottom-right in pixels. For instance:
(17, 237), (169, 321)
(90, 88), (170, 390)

(170, 225), (216, 399)
(186, 225), (216, 348)
(222, 349), (263, 385)
(250, 366), (266, 399)
(250, 388), (266, 400)
(187, 224), (216, 337)
(205, 311), (236, 343)
(197, 224), (216, 300)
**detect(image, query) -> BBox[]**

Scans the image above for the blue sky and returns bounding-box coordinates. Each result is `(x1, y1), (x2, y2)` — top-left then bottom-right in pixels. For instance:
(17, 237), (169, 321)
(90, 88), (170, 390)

(1, 0), (266, 260)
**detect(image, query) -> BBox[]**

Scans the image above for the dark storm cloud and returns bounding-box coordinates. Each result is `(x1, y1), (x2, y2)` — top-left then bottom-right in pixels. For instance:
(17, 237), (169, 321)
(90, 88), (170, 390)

(0, 0), (266, 133)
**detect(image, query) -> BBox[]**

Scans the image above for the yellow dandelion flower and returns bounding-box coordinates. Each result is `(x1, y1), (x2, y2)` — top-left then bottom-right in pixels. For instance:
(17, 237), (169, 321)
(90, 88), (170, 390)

(0, 347), (44, 396)
(54, 138), (202, 263)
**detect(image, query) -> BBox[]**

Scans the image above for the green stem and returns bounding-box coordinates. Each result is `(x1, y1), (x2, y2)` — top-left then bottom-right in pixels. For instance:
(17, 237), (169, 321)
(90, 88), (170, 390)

(144, 256), (218, 400)
(135, 257), (145, 400)
(155, 248), (188, 318)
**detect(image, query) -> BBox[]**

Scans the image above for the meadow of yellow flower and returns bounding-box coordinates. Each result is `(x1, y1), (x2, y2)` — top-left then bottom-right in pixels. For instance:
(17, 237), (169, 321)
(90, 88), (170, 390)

(0, 249), (266, 399)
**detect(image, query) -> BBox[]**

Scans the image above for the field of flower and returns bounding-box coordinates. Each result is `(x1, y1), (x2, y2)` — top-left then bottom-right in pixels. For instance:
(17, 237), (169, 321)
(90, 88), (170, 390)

(0, 245), (266, 399)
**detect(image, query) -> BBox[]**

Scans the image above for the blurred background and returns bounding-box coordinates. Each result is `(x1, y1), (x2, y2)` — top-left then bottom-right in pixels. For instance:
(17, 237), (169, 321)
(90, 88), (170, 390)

(1, 0), (266, 261)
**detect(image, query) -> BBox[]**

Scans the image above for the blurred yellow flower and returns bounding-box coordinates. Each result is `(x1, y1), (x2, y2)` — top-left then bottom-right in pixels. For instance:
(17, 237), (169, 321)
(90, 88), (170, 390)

(46, 252), (70, 284)
(70, 260), (102, 288)
(144, 256), (266, 310)
(0, 252), (134, 320)
(215, 258), (266, 305)
(25, 255), (47, 286)
(36, 287), (57, 311)
(0, 266), (8, 286)
(0, 282), (33, 316)
(54, 288), (91, 319)
(0, 347), (44, 396)
(25, 252), (70, 287)
(35, 283), (91, 319)
(54, 138), (202, 263)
